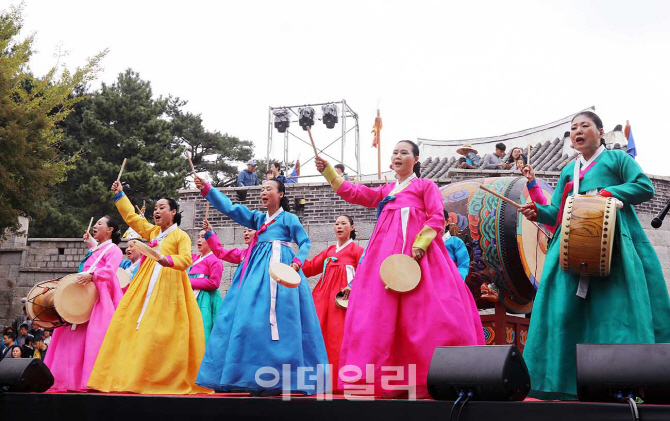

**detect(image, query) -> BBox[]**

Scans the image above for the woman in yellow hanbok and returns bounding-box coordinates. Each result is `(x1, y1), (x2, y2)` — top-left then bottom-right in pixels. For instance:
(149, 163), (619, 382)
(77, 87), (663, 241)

(88, 180), (209, 394)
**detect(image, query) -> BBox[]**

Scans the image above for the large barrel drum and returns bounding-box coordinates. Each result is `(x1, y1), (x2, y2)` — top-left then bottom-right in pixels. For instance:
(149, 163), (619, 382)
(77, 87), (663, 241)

(441, 177), (554, 314)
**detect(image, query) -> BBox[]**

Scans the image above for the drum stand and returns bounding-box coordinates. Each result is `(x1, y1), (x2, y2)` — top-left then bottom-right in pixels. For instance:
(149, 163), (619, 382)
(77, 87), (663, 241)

(480, 302), (530, 353)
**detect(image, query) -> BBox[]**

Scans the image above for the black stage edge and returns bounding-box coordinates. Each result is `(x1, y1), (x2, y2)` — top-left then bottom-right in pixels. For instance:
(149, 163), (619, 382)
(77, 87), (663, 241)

(3, 392), (670, 421)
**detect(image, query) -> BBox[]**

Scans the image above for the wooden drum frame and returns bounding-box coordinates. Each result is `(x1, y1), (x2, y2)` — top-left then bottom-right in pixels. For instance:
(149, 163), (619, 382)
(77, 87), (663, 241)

(560, 195), (617, 277)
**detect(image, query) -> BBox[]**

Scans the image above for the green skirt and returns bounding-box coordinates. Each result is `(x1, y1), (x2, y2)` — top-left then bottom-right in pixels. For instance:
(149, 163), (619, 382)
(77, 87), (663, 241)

(196, 289), (223, 344)
(523, 223), (670, 400)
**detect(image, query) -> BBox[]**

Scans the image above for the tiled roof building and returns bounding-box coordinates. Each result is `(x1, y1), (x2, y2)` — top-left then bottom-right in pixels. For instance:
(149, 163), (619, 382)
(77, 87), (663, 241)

(418, 107), (631, 181)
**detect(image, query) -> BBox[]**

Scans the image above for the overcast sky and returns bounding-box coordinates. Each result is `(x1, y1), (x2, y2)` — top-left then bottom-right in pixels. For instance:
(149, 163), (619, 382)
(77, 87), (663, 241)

(14, 0), (670, 177)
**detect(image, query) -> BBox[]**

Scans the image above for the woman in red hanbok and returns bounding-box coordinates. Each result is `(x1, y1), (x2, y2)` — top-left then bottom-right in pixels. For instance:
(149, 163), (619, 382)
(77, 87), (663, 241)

(302, 215), (364, 390)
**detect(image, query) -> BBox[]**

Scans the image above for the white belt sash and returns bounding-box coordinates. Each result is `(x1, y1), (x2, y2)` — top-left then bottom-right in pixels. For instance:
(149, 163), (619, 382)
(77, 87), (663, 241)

(401, 207), (410, 254)
(136, 224), (178, 330)
(269, 240), (291, 341)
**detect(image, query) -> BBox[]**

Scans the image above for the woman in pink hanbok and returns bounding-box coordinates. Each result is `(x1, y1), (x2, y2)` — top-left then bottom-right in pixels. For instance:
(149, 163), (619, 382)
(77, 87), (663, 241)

(44, 216), (123, 391)
(316, 140), (484, 398)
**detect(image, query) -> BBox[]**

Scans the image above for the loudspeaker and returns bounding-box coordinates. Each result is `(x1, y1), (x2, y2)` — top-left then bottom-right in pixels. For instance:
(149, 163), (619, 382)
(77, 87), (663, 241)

(576, 343), (670, 403)
(0, 358), (54, 392)
(427, 345), (530, 401)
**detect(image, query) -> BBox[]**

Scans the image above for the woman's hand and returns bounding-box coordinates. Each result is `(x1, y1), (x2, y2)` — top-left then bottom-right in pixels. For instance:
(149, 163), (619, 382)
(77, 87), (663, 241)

(194, 175), (206, 191)
(412, 247), (425, 261)
(522, 164), (536, 182)
(315, 156), (329, 173)
(76, 272), (93, 285)
(83, 231), (97, 248)
(203, 219), (210, 232)
(157, 255), (171, 267)
(291, 262), (300, 271)
(341, 285), (351, 300)
(111, 180), (123, 194)
(518, 202), (538, 221)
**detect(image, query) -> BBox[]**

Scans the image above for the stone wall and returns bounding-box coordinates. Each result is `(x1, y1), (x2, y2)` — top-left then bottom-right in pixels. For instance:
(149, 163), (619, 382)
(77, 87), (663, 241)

(0, 239), (134, 328)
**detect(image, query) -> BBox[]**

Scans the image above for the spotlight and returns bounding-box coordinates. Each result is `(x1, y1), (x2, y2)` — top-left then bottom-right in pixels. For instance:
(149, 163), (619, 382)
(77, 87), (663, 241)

(273, 109), (290, 133)
(322, 103), (339, 129)
(298, 107), (315, 131)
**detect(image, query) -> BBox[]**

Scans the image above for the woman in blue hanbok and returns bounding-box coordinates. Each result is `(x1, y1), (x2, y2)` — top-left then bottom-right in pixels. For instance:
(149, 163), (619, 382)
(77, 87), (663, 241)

(194, 176), (329, 396)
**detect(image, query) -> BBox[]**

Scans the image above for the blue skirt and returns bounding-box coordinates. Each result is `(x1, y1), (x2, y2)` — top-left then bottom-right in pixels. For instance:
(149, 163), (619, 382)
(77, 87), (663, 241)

(196, 242), (329, 394)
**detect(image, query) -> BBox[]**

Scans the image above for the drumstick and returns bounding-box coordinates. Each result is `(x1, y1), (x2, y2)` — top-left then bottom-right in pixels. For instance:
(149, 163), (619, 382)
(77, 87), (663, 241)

(86, 217), (94, 233)
(305, 127), (319, 158)
(134, 205), (144, 216)
(527, 144), (531, 166)
(205, 202), (209, 221)
(185, 151), (197, 177)
(117, 158), (127, 181)
(479, 185), (522, 209)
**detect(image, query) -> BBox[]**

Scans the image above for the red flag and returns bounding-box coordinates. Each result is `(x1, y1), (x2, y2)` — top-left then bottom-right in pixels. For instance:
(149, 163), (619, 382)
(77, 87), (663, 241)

(372, 109), (382, 148)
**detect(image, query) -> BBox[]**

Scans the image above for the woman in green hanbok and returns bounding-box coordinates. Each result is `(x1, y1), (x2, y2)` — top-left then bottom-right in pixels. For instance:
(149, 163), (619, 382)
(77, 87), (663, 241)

(518, 111), (670, 400)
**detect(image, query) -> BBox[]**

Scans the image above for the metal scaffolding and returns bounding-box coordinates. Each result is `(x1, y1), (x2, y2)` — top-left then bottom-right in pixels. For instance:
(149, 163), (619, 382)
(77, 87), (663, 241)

(266, 100), (361, 177)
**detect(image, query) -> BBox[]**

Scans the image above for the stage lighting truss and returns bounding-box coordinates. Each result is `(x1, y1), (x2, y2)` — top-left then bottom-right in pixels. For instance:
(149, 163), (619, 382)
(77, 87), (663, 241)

(322, 103), (339, 129)
(266, 100), (361, 178)
(273, 109), (290, 133)
(298, 107), (315, 130)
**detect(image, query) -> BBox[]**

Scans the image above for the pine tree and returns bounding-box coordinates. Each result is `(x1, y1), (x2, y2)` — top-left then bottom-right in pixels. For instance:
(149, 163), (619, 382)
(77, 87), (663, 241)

(0, 5), (104, 238)
(173, 110), (253, 187)
(31, 69), (188, 237)
(31, 69), (256, 237)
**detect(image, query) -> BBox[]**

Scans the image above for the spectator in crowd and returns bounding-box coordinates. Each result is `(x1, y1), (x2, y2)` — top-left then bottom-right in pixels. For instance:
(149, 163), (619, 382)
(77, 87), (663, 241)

(457, 143), (481, 169)
(1, 332), (17, 360)
(506, 147), (527, 169)
(32, 333), (48, 359)
(270, 162), (288, 184)
(22, 336), (34, 358)
(515, 159), (526, 171)
(334, 164), (350, 181)
(12, 306), (31, 333)
(16, 323), (32, 347)
(6, 345), (23, 359)
(237, 160), (259, 187)
(42, 329), (52, 346)
(265, 169), (274, 180)
(1, 327), (16, 353)
(483, 142), (513, 170)
(0, 327), (10, 353)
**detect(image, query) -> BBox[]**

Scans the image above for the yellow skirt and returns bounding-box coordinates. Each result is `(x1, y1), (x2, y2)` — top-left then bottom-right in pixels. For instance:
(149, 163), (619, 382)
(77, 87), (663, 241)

(88, 259), (211, 394)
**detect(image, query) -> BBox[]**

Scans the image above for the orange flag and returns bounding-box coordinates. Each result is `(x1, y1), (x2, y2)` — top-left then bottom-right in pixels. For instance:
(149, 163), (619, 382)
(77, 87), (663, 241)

(372, 109), (382, 148)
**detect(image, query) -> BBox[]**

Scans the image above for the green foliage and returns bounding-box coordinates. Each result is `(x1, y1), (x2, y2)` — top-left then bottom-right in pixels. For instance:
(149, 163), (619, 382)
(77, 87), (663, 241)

(174, 110), (253, 187)
(31, 69), (188, 237)
(30, 69), (256, 237)
(0, 5), (104, 238)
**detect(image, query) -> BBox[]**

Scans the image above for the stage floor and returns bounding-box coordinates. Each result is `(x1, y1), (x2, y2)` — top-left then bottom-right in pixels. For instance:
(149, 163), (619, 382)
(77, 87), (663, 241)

(2, 392), (670, 421)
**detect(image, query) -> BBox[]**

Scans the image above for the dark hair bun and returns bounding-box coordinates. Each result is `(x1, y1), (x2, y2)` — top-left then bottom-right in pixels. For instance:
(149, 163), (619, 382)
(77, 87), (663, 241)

(112, 229), (122, 245)
(413, 161), (421, 178)
(280, 196), (290, 212)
